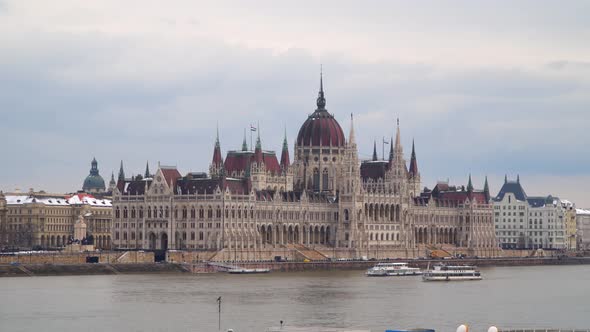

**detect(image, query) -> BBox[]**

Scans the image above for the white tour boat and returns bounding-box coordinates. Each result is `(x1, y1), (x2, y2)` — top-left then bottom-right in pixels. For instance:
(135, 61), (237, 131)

(227, 268), (271, 274)
(422, 263), (482, 281)
(365, 262), (422, 277)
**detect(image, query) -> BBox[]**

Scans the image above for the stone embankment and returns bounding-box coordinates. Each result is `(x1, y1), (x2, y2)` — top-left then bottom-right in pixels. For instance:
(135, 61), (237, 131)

(0, 262), (189, 277)
(2, 250), (590, 277)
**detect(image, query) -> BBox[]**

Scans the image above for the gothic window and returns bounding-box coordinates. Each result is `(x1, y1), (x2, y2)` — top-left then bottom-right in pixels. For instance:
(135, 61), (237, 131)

(313, 169), (320, 191)
(207, 207), (213, 219)
(344, 209), (349, 221)
(165, 207), (169, 218)
(131, 207), (136, 219)
(182, 207), (187, 219)
(322, 169), (329, 191)
(123, 207), (128, 219)
(191, 208), (195, 219)
(115, 208), (120, 219)
(159, 207), (163, 218)
(139, 207), (143, 219)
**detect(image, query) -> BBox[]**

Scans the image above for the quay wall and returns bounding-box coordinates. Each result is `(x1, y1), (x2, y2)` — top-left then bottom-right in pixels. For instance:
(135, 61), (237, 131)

(0, 251), (154, 265)
(2, 256), (589, 277)
(0, 262), (189, 277)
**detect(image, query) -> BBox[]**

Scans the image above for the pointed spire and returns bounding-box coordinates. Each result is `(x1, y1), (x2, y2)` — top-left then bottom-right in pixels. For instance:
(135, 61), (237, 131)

(395, 117), (402, 151)
(110, 172), (115, 185)
(409, 139), (418, 176)
(484, 176), (490, 199)
(372, 140), (378, 161)
(316, 66), (326, 110)
(517, 174), (520, 183)
(388, 136), (394, 163)
(242, 128), (248, 151)
(505, 174), (508, 184)
(255, 122), (262, 151)
(254, 122), (263, 164)
(144, 161), (150, 178)
(348, 113), (356, 145)
(212, 128), (223, 167)
(280, 127), (290, 170)
(118, 160), (125, 181)
(467, 174), (474, 192)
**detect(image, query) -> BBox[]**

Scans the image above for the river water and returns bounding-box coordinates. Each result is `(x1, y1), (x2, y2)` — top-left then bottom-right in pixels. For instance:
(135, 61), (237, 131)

(1, 265), (589, 332)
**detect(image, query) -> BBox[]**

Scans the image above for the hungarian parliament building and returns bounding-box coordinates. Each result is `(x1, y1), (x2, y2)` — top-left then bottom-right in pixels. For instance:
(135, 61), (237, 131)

(112, 76), (497, 257)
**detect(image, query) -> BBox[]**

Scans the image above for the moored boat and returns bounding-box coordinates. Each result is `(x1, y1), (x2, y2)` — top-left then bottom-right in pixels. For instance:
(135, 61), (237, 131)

(366, 262), (422, 277)
(422, 263), (481, 281)
(228, 268), (271, 274)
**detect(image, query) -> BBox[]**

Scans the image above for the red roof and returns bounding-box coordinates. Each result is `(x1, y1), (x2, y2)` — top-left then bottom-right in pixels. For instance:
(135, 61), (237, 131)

(161, 168), (181, 187)
(296, 111), (345, 147)
(224, 151), (281, 175)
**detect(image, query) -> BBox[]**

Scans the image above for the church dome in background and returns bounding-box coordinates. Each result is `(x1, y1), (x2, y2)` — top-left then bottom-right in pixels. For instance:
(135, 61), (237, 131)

(82, 158), (106, 193)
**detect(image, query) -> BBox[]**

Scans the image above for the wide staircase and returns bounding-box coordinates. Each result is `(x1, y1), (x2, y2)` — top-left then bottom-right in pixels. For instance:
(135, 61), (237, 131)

(288, 244), (329, 261)
(426, 245), (453, 258)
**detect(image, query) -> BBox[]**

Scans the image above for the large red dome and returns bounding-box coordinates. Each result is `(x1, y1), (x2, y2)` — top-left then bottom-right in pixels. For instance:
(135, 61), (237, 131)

(296, 111), (345, 147)
(296, 75), (346, 147)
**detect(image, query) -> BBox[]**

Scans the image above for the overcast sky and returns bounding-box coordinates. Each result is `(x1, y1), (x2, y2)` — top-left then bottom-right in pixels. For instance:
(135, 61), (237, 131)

(1, 1), (589, 207)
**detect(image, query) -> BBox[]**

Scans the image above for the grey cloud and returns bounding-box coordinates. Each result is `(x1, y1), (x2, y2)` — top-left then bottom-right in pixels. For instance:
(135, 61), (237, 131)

(0, 1), (589, 207)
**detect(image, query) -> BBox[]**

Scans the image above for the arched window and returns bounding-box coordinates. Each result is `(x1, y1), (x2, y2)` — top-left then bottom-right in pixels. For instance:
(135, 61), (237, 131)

(147, 207), (152, 218)
(123, 207), (128, 219)
(322, 168), (329, 191)
(191, 208), (195, 219)
(139, 207), (144, 219)
(131, 207), (136, 219)
(313, 168), (320, 191)
(165, 207), (169, 218)
(115, 207), (120, 218)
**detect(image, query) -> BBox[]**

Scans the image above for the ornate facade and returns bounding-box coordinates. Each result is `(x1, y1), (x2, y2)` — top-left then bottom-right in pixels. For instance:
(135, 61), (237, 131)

(112, 76), (497, 257)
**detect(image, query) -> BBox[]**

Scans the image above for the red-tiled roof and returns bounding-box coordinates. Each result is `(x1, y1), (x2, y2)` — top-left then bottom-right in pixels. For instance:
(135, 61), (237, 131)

(161, 168), (181, 188)
(224, 151), (281, 175)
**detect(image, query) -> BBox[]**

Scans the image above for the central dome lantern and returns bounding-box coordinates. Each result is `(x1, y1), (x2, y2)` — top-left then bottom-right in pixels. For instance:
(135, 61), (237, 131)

(296, 73), (346, 147)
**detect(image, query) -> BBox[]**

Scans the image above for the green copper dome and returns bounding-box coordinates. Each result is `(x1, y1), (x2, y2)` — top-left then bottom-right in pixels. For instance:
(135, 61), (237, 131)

(82, 158), (106, 192)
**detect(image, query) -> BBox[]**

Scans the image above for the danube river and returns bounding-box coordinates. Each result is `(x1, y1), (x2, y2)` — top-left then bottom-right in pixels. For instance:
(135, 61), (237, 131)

(1, 265), (589, 332)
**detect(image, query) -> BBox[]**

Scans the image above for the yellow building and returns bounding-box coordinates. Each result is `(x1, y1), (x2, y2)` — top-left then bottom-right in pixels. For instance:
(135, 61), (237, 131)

(562, 200), (577, 250)
(2, 191), (112, 250)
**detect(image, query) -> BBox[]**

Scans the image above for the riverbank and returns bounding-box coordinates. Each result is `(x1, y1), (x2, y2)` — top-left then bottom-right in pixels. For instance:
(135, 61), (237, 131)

(3, 256), (590, 277)
(0, 262), (189, 277)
